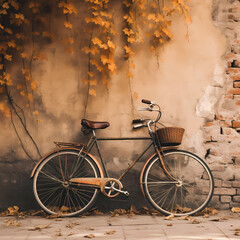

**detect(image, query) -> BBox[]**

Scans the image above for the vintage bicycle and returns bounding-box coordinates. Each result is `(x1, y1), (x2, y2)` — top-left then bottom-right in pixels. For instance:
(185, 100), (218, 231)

(30, 99), (214, 217)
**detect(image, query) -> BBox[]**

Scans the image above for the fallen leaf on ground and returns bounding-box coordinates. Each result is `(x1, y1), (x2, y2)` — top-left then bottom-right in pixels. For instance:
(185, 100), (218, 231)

(178, 215), (189, 220)
(190, 219), (201, 224)
(84, 234), (95, 238)
(164, 214), (174, 220)
(28, 225), (50, 231)
(232, 207), (240, 213)
(4, 219), (21, 227)
(167, 223), (173, 226)
(105, 230), (116, 235)
(210, 218), (220, 222)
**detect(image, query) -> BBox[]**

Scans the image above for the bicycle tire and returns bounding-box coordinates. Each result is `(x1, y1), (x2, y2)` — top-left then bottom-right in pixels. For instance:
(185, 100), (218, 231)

(141, 149), (214, 216)
(33, 149), (101, 216)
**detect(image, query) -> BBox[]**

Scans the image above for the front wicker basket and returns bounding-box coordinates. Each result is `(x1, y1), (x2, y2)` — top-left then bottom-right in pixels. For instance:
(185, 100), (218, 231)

(155, 127), (185, 147)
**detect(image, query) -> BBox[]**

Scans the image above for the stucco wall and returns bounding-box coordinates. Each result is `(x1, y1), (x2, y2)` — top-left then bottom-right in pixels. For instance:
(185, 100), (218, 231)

(0, 0), (234, 211)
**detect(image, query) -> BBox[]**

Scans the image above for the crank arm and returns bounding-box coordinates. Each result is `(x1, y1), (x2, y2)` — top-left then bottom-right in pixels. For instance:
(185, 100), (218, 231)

(105, 186), (130, 196)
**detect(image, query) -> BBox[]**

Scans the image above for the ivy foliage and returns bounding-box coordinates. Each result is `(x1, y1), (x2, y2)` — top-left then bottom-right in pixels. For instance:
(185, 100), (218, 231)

(0, 0), (191, 117)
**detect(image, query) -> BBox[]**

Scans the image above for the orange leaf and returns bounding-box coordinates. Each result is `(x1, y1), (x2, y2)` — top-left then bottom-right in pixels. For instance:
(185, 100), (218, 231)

(15, 13), (24, 20)
(100, 55), (108, 65)
(64, 21), (72, 29)
(21, 52), (29, 59)
(31, 80), (37, 91)
(185, 14), (192, 24)
(89, 79), (97, 86)
(4, 54), (12, 61)
(89, 88), (96, 96)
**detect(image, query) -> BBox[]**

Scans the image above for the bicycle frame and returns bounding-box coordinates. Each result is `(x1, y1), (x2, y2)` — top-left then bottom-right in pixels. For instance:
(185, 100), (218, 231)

(86, 131), (154, 181)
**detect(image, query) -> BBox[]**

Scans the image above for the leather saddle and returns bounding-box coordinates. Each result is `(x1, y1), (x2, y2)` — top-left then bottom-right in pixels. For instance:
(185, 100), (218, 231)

(81, 119), (110, 130)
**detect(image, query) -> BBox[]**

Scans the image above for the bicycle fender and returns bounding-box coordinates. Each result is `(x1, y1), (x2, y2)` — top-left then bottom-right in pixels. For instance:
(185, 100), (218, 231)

(30, 147), (104, 178)
(140, 153), (158, 197)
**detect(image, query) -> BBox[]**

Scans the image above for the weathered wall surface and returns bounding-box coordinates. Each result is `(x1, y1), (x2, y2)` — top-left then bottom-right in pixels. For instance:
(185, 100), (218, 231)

(0, 0), (238, 211)
(201, 0), (240, 209)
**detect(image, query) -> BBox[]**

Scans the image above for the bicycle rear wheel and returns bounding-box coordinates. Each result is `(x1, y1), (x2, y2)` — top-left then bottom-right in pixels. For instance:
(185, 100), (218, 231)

(33, 149), (101, 216)
(142, 150), (214, 216)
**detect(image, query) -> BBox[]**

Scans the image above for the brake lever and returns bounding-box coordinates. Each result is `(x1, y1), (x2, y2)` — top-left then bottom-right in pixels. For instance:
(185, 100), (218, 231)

(138, 107), (152, 111)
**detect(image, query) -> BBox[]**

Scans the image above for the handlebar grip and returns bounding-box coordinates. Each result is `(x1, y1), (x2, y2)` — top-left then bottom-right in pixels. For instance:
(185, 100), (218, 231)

(133, 124), (144, 129)
(142, 99), (152, 104)
(132, 119), (144, 124)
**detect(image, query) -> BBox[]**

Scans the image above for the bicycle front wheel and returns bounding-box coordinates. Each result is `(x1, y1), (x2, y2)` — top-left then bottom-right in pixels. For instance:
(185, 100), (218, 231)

(142, 150), (214, 216)
(33, 149), (101, 217)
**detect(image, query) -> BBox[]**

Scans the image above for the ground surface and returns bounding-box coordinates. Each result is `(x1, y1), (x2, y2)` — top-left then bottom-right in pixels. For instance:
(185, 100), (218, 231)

(0, 210), (239, 240)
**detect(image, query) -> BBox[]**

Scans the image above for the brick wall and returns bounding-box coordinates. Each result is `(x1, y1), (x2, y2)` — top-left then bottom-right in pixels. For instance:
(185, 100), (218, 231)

(204, 0), (240, 209)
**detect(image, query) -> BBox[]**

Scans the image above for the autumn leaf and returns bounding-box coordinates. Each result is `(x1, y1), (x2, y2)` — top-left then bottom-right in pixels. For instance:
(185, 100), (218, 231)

(28, 93), (33, 102)
(5, 28), (13, 34)
(133, 92), (138, 100)
(162, 27), (173, 38)
(148, 13), (156, 20)
(89, 88), (96, 96)
(2, 2), (9, 9)
(64, 21), (72, 29)
(82, 78), (88, 85)
(15, 13), (24, 20)
(31, 80), (37, 90)
(21, 52), (29, 59)
(107, 40), (115, 49)
(87, 72), (94, 78)
(92, 37), (102, 46)
(4, 54), (12, 61)
(100, 55), (108, 65)
(0, 24), (4, 29)
(0, 102), (10, 118)
(89, 79), (97, 86)
(108, 62), (116, 72)
(7, 41), (16, 48)
(185, 14), (192, 24)
(0, 9), (7, 15)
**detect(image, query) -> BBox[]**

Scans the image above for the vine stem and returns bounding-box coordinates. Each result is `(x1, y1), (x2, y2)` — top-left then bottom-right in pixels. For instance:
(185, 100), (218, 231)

(5, 85), (42, 159)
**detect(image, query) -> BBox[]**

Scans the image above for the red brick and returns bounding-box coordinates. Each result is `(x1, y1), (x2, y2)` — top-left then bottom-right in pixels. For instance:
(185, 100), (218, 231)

(234, 81), (240, 88)
(222, 181), (232, 188)
(214, 188), (236, 195)
(232, 121), (240, 128)
(227, 68), (240, 74)
(204, 122), (217, 127)
(228, 88), (240, 95)
(230, 74), (240, 81)
(232, 181), (240, 188)
(226, 53), (236, 59)
(220, 195), (231, 203)
(233, 196), (240, 202)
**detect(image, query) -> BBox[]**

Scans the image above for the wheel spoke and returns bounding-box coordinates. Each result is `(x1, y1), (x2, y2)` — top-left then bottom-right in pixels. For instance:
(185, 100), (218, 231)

(143, 150), (214, 216)
(33, 150), (100, 216)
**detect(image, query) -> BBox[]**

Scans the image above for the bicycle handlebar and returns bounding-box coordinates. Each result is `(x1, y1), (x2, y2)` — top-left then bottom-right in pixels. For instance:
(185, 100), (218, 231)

(142, 99), (152, 104)
(132, 119), (145, 124)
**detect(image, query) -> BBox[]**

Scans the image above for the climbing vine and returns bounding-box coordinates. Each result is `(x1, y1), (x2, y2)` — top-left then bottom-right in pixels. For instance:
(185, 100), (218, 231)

(0, 0), (191, 158)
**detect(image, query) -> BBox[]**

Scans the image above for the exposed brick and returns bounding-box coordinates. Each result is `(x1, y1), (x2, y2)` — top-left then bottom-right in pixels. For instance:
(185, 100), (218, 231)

(227, 68), (240, 74)
(204, 122), (218, 127)
(237, 189), (240, 195)
(220, 195), (232, 203)
(228, 88), (240, 95)
(214, 179), (222, 188)
(214, 188), (236, 195)
(230, 74), (240, 81)
(232, 121), (240, 128)
(233, 196), (240, 202)
(234, 81), (240, 88)
(235, 158), (240, 165)
(222, 181), (232, 188)
(232, 181), (240, 188)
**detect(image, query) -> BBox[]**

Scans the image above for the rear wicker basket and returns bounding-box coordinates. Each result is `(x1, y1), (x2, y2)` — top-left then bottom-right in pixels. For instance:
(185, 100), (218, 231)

(155, 127), (185, 147)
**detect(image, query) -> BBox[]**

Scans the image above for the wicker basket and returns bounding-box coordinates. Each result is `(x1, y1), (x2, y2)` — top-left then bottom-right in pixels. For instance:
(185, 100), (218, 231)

(155, 127), (185, 147)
